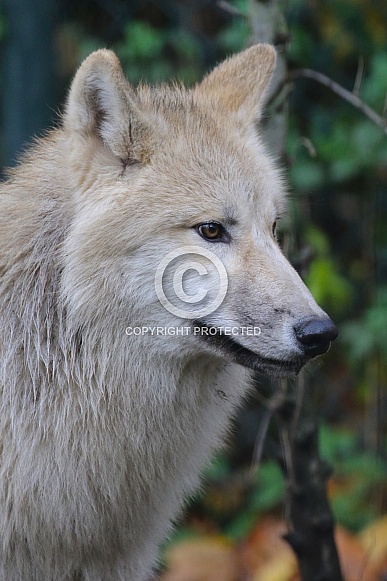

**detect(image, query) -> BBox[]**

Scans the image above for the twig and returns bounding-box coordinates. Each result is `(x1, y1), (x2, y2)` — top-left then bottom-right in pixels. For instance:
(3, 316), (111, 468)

(251, 407), (273, 467)
(288, 68), (387, 135)
(216, 1), (245, 17)
(252, 380), (288, 467)
(353, 56), (365, 96)
(299, 137), (317, 158)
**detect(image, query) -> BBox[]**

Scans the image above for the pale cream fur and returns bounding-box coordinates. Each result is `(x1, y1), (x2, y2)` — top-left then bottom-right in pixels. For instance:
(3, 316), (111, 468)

(0, 46), (329, 580)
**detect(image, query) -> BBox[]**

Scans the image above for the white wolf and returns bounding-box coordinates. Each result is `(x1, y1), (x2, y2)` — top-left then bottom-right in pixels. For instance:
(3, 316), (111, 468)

(0, 45), (337, 580)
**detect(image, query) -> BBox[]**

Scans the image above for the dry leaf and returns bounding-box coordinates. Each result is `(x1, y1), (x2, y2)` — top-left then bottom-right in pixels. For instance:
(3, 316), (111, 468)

(159, 516), (387, 581)
(239, 516), (298, 581)
(335, 525), (387, 581)
(160, 536), (238, 581)
(252, 553), (299, 581)
(360, 515), (387, 566)
(359, 516), (387, 579)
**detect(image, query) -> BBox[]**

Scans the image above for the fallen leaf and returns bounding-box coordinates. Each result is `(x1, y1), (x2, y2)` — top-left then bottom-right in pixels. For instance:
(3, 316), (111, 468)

(253, 554), (299, 581)
(239, 516), (298, 581)
(335, 526), (371, 581)
(160, 536), (238, 581)
(360, 515), (387, 566)
(335, 525), (387, 581)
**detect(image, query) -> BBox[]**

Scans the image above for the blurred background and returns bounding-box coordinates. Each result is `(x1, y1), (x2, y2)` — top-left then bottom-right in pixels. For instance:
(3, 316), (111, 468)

(1, 0), (387, 579)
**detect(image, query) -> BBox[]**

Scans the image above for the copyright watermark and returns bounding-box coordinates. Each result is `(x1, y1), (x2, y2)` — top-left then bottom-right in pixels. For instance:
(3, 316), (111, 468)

(125, 326), (261, 337)
(154, 246), (228, 318)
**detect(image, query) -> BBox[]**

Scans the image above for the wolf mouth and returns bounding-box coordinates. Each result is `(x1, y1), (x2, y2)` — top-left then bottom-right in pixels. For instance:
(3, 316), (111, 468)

(192, 321), (306, 377)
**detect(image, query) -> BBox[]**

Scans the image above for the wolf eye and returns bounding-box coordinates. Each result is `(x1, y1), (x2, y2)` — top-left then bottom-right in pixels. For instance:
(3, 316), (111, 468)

(195, 222), (228, 242)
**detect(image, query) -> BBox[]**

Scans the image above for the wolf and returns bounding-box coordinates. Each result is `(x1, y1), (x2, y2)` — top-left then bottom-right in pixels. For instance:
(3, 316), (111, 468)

(0, 45), (337, 580)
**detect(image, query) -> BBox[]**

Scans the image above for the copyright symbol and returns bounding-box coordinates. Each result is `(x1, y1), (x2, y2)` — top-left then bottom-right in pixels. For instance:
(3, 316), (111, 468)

(154, 246), (228, 319)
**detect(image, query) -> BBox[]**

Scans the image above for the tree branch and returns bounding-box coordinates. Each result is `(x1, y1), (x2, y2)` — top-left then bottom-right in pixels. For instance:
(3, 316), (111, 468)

(287, 68), (387, 135)
(216, 0), (245, 17)
(277, 373), (344, 581)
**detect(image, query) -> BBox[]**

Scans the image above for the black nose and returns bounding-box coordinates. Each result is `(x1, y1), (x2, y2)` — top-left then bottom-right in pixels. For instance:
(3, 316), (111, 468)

(294, 317), (338, 358)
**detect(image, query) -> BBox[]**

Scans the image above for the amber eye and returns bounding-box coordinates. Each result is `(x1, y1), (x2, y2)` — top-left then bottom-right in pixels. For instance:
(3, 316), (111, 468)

(196, 222), (228, 242)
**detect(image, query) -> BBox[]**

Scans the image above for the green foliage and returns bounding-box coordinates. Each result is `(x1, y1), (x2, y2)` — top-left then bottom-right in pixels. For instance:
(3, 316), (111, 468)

(288, 24), (316, 68)
(191, 456), (285, 542)
(363, 52), (387, 108)
(203, 454), (231, 481)
(286, 0), (387, 393)
(71, 18), (206, 86)
(306, 257), (352, 315)
(319, 425), (387, 531)
(217, 1), (249, 54)
(341, 287), (387, 362)
(217, 18), (249, 54)
(282, 0), (387, 537)
(163, 422), (386, 546)
(289, 156), (325, 191)
(224, 462), (285, 541)
(116, 21), (203, 85)
(300, 225), (353, 315)
(249, 462), (285, 513)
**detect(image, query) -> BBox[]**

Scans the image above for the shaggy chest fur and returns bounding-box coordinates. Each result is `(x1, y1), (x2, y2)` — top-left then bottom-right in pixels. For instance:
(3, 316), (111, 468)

(0, 262), (248, 579)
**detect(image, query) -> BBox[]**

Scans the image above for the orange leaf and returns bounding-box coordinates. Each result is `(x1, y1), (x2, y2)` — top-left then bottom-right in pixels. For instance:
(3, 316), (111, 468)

(335, 525), (387, 581)
(160, 536), (238, 581)
(359, 516), (387, 579)
(360, 515), (387, 566)
(239, 516), (298, 581)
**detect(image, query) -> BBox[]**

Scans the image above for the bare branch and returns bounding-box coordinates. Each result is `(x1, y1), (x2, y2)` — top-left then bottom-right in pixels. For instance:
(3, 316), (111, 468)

(216, 1), (245, 17)
(277, 375), (344, 581)
(251, 407), (273, 467)
(353, 56), (365, 96)
(298, 137), (317, 159)
(288, 68), (387, 135)
(252, 379), (288, 467)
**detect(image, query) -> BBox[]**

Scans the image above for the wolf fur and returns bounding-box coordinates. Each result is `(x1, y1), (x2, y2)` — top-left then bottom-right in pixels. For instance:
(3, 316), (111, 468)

(0, 46), (335, 580)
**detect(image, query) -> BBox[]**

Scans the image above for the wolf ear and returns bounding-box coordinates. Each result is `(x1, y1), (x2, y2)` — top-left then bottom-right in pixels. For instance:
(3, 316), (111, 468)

(200, 44), (276, 126)
(64, 49), (147, 163)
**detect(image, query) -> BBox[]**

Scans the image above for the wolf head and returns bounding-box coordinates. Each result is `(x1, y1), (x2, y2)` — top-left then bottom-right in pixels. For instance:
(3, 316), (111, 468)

(62, 46), (337, 377)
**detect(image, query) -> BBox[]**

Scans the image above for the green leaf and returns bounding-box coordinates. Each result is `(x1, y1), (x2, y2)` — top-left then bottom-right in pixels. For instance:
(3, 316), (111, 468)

(305, 258), (352, 314)
(290, 159), (325, 191)
(250, 462), (285, 512)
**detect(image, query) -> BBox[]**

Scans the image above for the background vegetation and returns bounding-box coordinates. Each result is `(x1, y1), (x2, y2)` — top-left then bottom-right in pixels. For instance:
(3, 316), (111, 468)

(1, 0), (387, 578)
